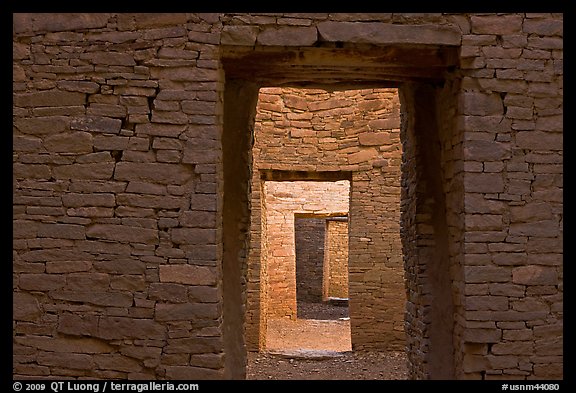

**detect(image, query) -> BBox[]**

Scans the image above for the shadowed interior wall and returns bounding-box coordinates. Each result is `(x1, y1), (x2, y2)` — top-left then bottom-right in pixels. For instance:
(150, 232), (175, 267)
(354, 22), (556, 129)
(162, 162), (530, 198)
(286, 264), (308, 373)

(295, 217), (325, 303)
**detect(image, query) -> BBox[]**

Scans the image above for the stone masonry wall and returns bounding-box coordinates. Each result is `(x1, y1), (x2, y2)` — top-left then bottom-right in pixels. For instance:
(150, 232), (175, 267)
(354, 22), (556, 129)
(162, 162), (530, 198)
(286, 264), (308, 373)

(246, 87), (405, 351)
(295, 217), (326, 303)
(13, 13), (562, 380)
(324, 218), (349, 300)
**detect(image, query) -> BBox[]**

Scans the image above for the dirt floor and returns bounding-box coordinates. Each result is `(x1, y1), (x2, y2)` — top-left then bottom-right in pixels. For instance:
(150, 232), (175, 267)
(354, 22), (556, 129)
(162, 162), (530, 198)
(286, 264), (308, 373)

(246, 301), (408, 380)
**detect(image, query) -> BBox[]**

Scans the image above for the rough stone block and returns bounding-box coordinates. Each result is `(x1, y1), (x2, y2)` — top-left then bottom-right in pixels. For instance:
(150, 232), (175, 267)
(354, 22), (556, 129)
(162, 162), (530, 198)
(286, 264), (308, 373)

(164, 365), (223, 380)
(512, 265), (558, 285)
(15, 335), (114, 353)
(358, 132), (391, 146)
(348, 148), (378, 164)
(179, 211), (217, 228)
(516, 131), (562, 151)
(221, 26), (259, 45)
(464, 140), (511, 161)
(13, 13), (110, 34)
(171, 228), (216, 245)
(461, 92), (504, 116)
(71, 116), (122, 134)
(471, 15), (523, 34)
(464, 173), (504, 193)
(466, 296), (509, 311)
(14, 116), (69, 135)
(44, 132), (93, 154)
(86, 224), (158, 244)
(159, 264), (217, 286)
(257, 26), (317, 46)
(97, 316), (166, 340)
(155, 303), (220, 321)
(509, 219), (559, 237)
(37, 223), (86, 240)
(318, 22), (460, 45)
(465, 266), (511, 283)
(491, 341), (534, 355)
(510, 202), (553, 222)
(51, 291), (133, 307)
(90, 52), (136, 66)
(58, 313), (99, 336)
(523, 19), (563, 36)
(13, 292), (41, 322)
(465, 214), (503, 231)
(114, 162), (193, 185)
(14, 90), (86, 107)
(37, 352), (95, 370)
(53, 162), (115, 180)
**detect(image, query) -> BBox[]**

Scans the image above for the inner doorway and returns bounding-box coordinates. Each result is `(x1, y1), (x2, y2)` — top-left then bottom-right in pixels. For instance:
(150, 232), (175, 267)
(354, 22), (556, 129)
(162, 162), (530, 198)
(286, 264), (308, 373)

(261, 178), (353, 353)
(221, 43), (462, 380)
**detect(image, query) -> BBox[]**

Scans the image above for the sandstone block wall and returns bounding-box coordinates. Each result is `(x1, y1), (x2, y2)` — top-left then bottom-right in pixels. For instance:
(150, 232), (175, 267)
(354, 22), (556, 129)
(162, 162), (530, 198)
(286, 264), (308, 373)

(324, 218), (349, 300)
(13, 13), (563, 380)
(295, 217), (326, 303)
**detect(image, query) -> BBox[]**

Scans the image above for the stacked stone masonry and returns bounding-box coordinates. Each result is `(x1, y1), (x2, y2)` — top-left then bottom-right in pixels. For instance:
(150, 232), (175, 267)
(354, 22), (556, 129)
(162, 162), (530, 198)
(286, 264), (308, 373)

(323, 218), (350, 301)
(13, 13), (562, 380)
(295, 216), (327, 304)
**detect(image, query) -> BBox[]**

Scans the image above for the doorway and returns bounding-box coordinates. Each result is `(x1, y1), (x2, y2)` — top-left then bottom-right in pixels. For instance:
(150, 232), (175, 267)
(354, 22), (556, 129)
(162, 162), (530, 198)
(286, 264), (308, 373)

(221, 44), (463, 380)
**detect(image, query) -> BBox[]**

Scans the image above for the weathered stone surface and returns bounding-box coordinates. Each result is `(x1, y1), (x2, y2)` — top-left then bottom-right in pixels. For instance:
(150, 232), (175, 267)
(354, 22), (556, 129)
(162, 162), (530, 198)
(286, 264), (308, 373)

(155, 303), (220, 321)
(464, 140), (511, 161)
(86, 224), (158, 244)
(53, 163), (115, 180)
(179, 211), (216, 228)
(461, 92), (504, 115)
(512, 265), (558, 285)
(318, 22), (461, 45)
(13, 292), (41, 321)
(94, 258), (146, 274)
(164, 366), (223, 380)
(15, 335), (114, 353)
(465, 266), (511, 283)
(13, 13), (110, 34)
(58, 313), (99, 336)
(464, 173), (505, 193)
(516, 131), (563, 150)
(71, 116), (122, 134)
(19, 273), (67, 291)
(510, 219), (559, 237)
(62, 193), (115, 207)
(348, 148), (378, 164)
(14, 90), (86, 107)
(15, 116), (69, 135)
(159, 264), (217, 286)
(44, 132), (94, 154)
(51, 291), (133, 307)
(471, 15), (523, 34)
(221, 26), (259, 45)
(466, 214), (503, 231)
(97, 317), (166, 340)
(114, 162), (193, 185)
(57, 80), (100, 93)
(257, 26), (317, 46)
(37, 352), (95, 370)
(171, 228), (217, 245)
(148, 283), (188, 302)
(358, 132), (391, 146)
